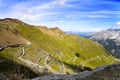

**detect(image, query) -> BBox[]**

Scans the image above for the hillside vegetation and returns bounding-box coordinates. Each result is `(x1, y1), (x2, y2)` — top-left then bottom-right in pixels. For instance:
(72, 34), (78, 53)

(29, 63), (120, 80)
(0, 18), (116, 79)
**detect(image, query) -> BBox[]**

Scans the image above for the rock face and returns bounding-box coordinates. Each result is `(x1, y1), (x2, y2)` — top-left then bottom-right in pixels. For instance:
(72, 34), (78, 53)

(26, 63), (120, 80)
(90, 29), (120, 58)
(0, 73), (10, 80)
(0, 58), (38, 80)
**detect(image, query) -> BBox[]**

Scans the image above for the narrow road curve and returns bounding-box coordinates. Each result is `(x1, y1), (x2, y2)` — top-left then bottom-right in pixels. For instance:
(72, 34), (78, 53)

(36, 57), (41, 63)
(58, 60), (66, 74)
(82, 56), (100, 69)
(73, 57), (77, 65)
(0, 47), (2, 50)
(44, 53), (58, 73)
(47, 57), (55, 65)
(44, 53), (54, 66)
(81, 55), (115, 69)
(18, 42), (48, 74)
(19, 42), (31, 58)
(67, 57), (73, 63)
(44, 53), (50, 66)
(44, 53), (66, 74)
(61, 61), (65, 74)
(58, 52), (63, 59)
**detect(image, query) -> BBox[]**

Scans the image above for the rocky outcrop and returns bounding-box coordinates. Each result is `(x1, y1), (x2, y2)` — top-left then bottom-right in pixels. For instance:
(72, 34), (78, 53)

(0, 73), (10, 80)
(0, 58), (39, 80)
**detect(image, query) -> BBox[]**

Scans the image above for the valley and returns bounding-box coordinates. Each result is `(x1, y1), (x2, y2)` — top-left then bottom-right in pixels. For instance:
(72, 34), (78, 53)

(0, 18), (119, 80)
(0, 0), (120, 79)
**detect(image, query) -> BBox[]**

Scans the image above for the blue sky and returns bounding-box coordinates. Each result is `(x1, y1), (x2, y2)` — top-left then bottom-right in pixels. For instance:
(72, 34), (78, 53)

(0, 0), (120, 32)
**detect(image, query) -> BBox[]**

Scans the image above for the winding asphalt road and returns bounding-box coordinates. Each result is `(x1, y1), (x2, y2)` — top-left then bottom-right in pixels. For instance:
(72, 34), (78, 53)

(19, 42), (31, 58)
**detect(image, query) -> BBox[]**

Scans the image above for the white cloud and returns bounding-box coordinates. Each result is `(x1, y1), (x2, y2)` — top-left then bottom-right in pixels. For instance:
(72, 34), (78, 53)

(59, 20), (64, 22)
(7, 0), (69, 21)
(64, 10), (120, 19)
(85, 14), (110, 18)
(21, 14), (42, 21)
(30, 0), (68, 10)
(91, 10), (120, 15)
(57, 0), (67, 5)
(116, 21), (120, 26)
(6, 0), (118, 21)
(70, 10), (120, 16)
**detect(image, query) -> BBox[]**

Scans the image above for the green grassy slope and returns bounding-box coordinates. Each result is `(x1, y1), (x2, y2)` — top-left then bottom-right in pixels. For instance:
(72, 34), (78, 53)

(0, 18), (116, 75)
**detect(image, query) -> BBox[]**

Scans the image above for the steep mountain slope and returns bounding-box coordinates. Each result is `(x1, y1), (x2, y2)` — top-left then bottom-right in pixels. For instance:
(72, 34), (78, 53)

(90, 29), (120, 58)
(0, 18), (116, 79)
(0, 20), (27, 49)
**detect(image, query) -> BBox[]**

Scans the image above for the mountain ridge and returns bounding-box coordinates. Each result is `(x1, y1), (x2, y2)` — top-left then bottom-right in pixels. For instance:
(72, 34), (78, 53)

(90, 29), (120, 58)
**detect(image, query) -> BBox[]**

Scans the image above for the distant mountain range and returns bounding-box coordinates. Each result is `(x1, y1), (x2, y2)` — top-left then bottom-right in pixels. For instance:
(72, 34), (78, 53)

(68, 29), (120, 58)
(66, 31), (94, 38)
(90, 29), (120, 58)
